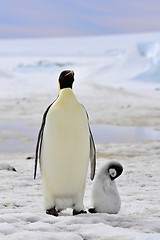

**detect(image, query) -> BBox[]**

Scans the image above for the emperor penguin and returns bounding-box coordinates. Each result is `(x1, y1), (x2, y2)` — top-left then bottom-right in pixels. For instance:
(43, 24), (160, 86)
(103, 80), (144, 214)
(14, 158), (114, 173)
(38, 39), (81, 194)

(34, 70), (96, 216)
(89, 161), (123, 214)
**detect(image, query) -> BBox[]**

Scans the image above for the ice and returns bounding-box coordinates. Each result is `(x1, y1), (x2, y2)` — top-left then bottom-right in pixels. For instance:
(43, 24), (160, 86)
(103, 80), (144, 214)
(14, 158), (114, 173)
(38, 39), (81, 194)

(0, 33), (160, 95)
(133, 42), (160, 81)
(15, 60), (57, 73)
(0, 33), (160, 100)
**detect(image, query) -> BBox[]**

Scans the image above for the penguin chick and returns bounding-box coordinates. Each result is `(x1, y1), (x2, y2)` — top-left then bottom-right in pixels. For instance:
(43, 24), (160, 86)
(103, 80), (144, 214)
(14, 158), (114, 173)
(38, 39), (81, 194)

(89, 161), (123, 214)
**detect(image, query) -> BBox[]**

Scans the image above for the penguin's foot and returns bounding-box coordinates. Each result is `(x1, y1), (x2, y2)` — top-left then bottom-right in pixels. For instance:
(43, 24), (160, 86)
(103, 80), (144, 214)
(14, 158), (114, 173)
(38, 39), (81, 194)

(88, 208), (96, 214)
(73, 209), (87, 216)
(46, 207), (58, 217)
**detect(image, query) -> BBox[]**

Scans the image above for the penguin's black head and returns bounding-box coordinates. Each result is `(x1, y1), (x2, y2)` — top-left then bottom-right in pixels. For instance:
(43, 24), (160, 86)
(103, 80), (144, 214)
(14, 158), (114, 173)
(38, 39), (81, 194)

(107, 161), (123, 181)
(58, 70), (74, 89)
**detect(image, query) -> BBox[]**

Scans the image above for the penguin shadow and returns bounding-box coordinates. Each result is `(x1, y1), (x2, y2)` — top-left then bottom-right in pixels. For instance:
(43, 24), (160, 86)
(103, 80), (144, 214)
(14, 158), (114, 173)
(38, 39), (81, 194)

(88, 161), (123, 215)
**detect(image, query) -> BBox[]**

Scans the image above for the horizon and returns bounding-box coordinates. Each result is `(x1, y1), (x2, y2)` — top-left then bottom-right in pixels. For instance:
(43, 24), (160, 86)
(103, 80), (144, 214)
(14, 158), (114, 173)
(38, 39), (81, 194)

(1, 30), (160, 41)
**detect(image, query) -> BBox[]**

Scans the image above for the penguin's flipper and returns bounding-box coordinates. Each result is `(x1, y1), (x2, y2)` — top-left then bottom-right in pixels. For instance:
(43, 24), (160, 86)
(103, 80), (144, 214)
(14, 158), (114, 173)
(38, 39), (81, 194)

(34, 101), (57, 179)
(89, 126), (96, 180)
(34, 126), (43, 179)
(82, 106), (96, 181)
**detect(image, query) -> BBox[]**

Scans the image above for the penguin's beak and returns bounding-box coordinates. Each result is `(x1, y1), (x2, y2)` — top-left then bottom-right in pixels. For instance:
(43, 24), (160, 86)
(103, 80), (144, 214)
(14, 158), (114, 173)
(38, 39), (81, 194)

(65, 70), (74, 77)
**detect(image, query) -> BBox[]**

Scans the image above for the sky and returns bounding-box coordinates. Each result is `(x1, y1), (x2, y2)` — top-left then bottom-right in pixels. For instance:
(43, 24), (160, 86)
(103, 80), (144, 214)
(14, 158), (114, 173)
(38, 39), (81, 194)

(0, 0), (160, 38)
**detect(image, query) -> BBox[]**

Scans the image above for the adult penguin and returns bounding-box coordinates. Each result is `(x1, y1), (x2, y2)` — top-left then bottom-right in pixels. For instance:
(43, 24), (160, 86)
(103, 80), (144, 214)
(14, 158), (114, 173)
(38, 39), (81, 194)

(34, 70), (96, 216)
(89, 161), (123, 214)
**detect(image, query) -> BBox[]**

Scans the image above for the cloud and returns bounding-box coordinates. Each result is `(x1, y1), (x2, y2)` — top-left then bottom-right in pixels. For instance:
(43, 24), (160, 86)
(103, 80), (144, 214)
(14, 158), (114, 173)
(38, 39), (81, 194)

(0, 23), (82, 38)
(0, 0), (160, 38)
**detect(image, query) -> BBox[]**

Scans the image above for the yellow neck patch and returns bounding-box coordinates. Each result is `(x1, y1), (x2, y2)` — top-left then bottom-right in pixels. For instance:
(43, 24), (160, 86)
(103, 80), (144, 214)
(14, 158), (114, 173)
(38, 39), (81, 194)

(58, 81), (60, 91)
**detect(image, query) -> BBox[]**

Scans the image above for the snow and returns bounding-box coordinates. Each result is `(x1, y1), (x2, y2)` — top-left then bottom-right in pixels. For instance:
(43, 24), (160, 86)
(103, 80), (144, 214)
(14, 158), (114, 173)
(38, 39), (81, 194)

(0, 141), (160, 239)
(0, 163), (16, 171)
(0, 32), (160, 239)
(0, 32), (160, 99)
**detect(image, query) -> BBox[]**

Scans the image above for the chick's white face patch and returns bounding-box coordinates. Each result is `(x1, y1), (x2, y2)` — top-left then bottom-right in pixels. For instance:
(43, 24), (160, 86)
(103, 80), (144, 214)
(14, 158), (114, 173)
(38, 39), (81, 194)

(109, 168), (117, 178)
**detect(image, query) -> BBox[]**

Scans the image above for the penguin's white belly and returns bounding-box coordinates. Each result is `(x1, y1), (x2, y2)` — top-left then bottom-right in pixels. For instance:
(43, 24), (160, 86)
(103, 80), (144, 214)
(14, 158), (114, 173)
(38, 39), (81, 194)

(92, 179), (121, 214)
(41, 104), (90, 208)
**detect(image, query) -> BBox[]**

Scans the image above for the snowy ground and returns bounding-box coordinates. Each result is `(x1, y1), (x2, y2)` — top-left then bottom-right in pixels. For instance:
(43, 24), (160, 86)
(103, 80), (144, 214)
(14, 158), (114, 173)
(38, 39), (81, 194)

(0, 141), (160, 240)
(0, 32), (160, 239)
